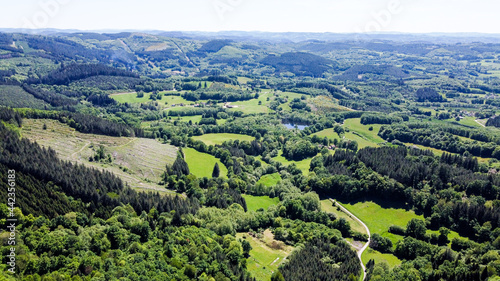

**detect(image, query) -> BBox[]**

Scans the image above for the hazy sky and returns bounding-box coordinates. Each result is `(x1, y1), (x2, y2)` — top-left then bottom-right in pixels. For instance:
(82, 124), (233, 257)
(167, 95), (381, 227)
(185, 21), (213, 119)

(1, 0), (499, 33)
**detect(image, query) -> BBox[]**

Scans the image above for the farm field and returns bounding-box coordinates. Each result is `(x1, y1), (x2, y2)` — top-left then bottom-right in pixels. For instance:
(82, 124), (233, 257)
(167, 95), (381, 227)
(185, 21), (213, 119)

(243, 195), (280, 212)
(110, 92), (152, 103)
(236, 230), (293, 281)
(343, 118), (385, 144)
(20, 119), (178, 193)
(183, 147), (228, 178)
(272, 151), (316, 175)
(458, 116), (484, 128)
(192, 133), (255, 146)
(229, 91), (273, 114)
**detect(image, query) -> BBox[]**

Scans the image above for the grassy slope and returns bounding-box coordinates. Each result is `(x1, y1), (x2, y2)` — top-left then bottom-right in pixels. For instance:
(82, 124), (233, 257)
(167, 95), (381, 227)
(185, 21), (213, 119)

(20, 119), (177, 193)
(312, 118), (385, 149)
(183, 147), (228, 178)
(243, 195), (280, 212)
(191, 133), (255, 146)
(229, 90), (273, 114)
(272, 151), (316, 175)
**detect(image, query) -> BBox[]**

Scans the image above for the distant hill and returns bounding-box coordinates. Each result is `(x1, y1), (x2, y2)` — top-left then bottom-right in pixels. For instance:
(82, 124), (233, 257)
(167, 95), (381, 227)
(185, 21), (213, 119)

(261, 52), (335, 77)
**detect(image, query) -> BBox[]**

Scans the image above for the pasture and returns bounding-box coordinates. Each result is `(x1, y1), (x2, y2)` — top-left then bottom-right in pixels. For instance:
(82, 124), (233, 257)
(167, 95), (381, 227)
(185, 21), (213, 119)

(183, 147), (228, 178)
(243, 195), (280, 212)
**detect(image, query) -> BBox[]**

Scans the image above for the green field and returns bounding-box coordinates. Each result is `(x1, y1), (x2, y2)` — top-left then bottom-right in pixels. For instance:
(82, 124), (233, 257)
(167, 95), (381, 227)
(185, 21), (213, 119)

(20, 119), (177, 193)
(362, 248), (402, 269)
(277, 91), (306, 112)
(172, 115), (203, 124)
(236, 230), (293, 281)
(312, 118), (384, 149)
(343, 118), (385, 145)
(163, 94), (193, 106)
(243, 195), (280, 212)
(229, 91), (273, 114)
(257, 173), (281, 187)
(237, 76), (253, 84)
(320, 199), (367, 235)
(312, 128), (340, 139)
(458, 116), (484, 128)
(192, 133), (255, 146)
(335, 200), (423, 267)
(272, 151), (316, 175)
(183, 147), (228, 178)
(110, 92), (153, 103)
(339, 200), (422, 242)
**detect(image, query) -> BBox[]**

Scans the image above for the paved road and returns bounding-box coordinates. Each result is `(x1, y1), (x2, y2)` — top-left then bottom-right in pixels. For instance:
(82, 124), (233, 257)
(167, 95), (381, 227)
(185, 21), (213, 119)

(330, 199), (371, 281)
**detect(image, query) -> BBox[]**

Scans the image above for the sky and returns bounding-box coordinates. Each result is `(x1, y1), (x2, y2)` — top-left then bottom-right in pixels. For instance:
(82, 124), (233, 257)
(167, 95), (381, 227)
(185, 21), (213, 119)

(1, 0), (499, 34)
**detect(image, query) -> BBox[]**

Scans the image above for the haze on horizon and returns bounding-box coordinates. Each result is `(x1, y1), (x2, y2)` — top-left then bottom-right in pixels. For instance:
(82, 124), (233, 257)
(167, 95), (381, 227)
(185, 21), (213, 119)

(1, 0), (499, 34)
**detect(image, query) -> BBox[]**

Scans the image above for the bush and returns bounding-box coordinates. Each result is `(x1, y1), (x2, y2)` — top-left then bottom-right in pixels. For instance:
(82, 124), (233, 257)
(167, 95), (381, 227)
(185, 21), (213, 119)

(369, 234), (393, 253)
(388, 225), (405, 235)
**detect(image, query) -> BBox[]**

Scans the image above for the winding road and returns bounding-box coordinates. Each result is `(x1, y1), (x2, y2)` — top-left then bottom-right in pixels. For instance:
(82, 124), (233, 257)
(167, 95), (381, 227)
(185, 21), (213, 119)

(330, 198), (371, 281)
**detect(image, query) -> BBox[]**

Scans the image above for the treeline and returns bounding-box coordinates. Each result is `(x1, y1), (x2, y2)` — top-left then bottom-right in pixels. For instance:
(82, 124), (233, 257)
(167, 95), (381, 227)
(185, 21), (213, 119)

(486, 115), (500, 128)
(22, 84), (79, 107)
(183, 89), (256, 102)
(278, 238), (361, 281)
(379, 123), (500, 159)
(31, 63), (138, 85)
(167, 107), (225, 117)
(72, 75), (143, 91)
(21, 109), (143, 137)
(206, 75), (238, 85)
(360, 113), (403, 125)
